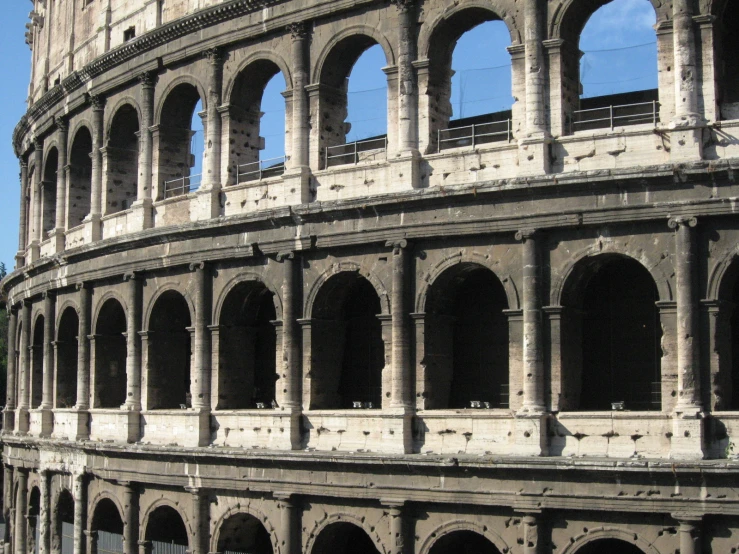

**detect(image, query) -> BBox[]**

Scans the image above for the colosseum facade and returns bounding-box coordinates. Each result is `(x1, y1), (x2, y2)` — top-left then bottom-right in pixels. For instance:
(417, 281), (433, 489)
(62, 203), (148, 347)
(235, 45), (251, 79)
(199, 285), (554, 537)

(3, 0), (739, 552)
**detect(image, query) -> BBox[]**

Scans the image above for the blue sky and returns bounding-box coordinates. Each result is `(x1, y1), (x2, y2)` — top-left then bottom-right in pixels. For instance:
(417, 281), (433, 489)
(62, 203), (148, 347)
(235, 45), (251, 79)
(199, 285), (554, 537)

(0, 0), (657, 272)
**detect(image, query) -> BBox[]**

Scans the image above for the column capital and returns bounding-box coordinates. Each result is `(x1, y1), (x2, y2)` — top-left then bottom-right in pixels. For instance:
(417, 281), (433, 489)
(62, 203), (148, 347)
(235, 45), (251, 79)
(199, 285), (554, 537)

(287, 22), (310, 41)
(385, 239), (410, 254)
(390, 0), (415, 13)
(33, 137), (43, 151)
(189, 261), (206, 272)
(276, 251), (295, 262)
(273, 491), (295, 503)
(55, 116), (68, 134)
(41, 290), (55, 300)
(123, 272), (140, 282)
(20, 157), (29, 169)
(203, 47), (225, 65)
(515, 228), (538, 241)
(672, 513), (703, 523)
(380, 498), (406, 509)
(668, 216), (698, 229)
(88, 94), (105, 111)
(75, 281), (91, 291)
(138, 71), (158, 88)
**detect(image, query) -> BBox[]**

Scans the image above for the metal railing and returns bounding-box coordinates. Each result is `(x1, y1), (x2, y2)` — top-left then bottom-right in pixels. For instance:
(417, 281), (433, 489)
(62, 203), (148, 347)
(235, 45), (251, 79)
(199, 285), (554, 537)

(151, 541), (188, 554)
(98, 531), (124, 554)
(163, 173), (201, 199)
(438, 119), (513, 152)
(324, 136), (387, 168)
(237, 156), (286, 183)
(569, 100), (660, 133)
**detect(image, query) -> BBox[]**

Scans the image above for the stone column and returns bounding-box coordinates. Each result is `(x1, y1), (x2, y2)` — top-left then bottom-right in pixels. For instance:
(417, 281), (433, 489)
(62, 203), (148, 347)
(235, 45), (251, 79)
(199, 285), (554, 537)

(388, 240), (412, 410)
(674, 515), (702, 554)
(124, 273), (142, 410)
(275, 493), (297, 554)
(524, 0), (545, 137)
(190, 263), (211, 446)
(122, 483), (139, 554)
(521, 513), (540, 554)
(517, 229), (545, 413)
(88, 95), (104, 241)
(76, 283), (91, 411)
(18, 300), (32, 434)
(285, 23), (311, 203)
(3, 465), (13, 553)
(15, 469), (28, 554)
(393, 0), (418, 155)
(138, 73), (156, 204)
(72, 473), (85, 554)
(137, 541), (152, 554)
(85, 531), (98, 554)
(17, 159), (29, 267)
(39, 470), (50, 554)
(5, 308), (18, 430)
(669, 217), (704, 459)
(30, 139), (44, 261)
(187, 488), (208, 554)
(383, 500), (406, 554)
(54, 117), (68, 253)
(276, 252), (301, 449)
(41, 292), (55, 436)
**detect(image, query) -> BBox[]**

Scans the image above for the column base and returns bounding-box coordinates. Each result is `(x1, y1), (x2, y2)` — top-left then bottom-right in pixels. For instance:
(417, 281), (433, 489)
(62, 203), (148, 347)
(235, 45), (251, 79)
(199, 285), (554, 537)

(190, 187), (222, 221)
(267, 408), (302, 450)
(124, 409), (141, 443)
(512, 413), (549, 456)
(73, 409), (90, 441)
(670, 411), (706, 460)
(517, 135), (551, 177)
(83, 213), (102, 242)
(16, 408), (30, 435)
(39, 407), (53, 437)
(28, 241), (40, 263)
(381, 408), (414, 454)
(129, 198), (153, 232)
(15, 250), (26, 269)
(668, 116), (706, 163)
(388, 149), (422, 190)
(3, 409), (15, 433)
(184, 410), (211, 447)
(282, 166), (312, 204)
(51, 228), (65, 253)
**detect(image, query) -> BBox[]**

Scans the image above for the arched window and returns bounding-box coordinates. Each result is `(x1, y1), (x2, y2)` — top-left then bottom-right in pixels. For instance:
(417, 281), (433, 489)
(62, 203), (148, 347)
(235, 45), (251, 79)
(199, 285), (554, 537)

(311, 523), (379, 554)
(228, 61), (287, 184)
(424, 264), (509, 409)
(318, 37), (388, 168)
(105, 106), (139, 215)
(56, 307), (79, 408)
(145, 506), (189, 550)
(718, 0), (739, 119)
(28, 487), (41, 554)
(31, 316), (44, 409)
(309, 273), (384, 409)
(430, 15), (514, 152)
(147, 291), (191, 410)
(571, 0), (659, 132)
(574, 538), (645, 554)
(91, 498), (124, 552)
(216, 512), (273, 554)
(42, 148), (58, 235)
(68, 127), (93, 227)
(25, 166), (33, 247)
(429, 531), (502, 554)
(561, 255), (662, 411)
(729, 265), (739, 409)
(158, 84), (203, 198)
(54, 490), (74, 554)
(93, 299), (127, 408)
(217, 282), (276, 410)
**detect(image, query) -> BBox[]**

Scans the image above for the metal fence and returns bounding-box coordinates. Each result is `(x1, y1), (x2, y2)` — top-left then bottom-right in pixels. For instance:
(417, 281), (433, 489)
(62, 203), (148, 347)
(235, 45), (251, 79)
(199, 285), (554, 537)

(237, 156), (286, 183)
(437, 119), (513, 151)
(324, 136), (387, 168)
(98, 530), (124, 554)
(569, 100), (660, 133)
(151, 540), (188, 554)
(163, 173), (202, 198)
(62, 522), (74, 554)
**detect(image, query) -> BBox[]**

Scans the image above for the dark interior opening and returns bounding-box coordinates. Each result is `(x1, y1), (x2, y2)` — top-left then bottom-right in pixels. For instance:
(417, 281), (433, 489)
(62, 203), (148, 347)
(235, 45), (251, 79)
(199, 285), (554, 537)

(54, 490), (74, 554)
(575, 538), (645, 554)
(94, 299), (127, 409)
(428, 531), (502, 554)
(720, 0), (739, 107)
(42, 148), (58, 235)
(106, 105), (140, 214)
(92, 498), (124, 535)
(56, 308), (79, 408)
(145, 505), (189, 546)
(216, 512), (273, 554)
(31, 316), (44, 409)
(311, 522), (379, 554)
(730, 273), (739, 409)
(68, 127), (93, 227)
(158, 84), (202, 196)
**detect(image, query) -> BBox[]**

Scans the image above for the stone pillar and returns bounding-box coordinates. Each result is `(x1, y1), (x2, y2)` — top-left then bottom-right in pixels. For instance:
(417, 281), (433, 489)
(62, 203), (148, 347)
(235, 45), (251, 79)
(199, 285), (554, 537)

(88, 95), (104, 241)
(524, 0), (546, 137)
(285, 23), (311, 203)
(123, 273), (142, 441)
(674, 515), (702, 554)
(15, 469), (28, 554)
(514, 229), (547, 455)
(39, 470), (50, 554)
(383, 500), (406, 554)
(192, 50), (224, 221)
(54, 117), (68, 253)
(670, 0), (705, 161)
(17, 159), (29, 267)
(275, 493), (297, 554)
(85, 531), (98, 554)
(137, 541), (152, 554)
(5, 308), (18, 430)
(30, 139), (44, 261)
(18, 300), (32, 434)
(131, 73), (156, 231)
(521, 513), (540, 554)
(187, 488), (208, 554)
(3, 465), (13, 553)
(76, 283), (91, 411)
(388, 240), (412, 411)
(190, 263), (211, 446)
(72, 473), (85, 554)
(41, 292), (55, 435)
(278, 252), (300, 410)
(122, 483), (139, 554)
(669, 217), (704, 458)
(393, 0), (418, 155)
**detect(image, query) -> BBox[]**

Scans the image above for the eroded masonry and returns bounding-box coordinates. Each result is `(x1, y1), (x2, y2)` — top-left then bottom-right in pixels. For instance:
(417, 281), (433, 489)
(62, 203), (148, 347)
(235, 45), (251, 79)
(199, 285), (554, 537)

(3, 0), (739, 552)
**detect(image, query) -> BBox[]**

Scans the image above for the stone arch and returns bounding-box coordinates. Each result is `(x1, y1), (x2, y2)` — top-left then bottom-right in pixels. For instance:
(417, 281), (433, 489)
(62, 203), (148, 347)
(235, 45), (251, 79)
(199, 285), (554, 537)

(91, 290), (129, 335)
(42, 140), (60, 170)
(311, 25), (395, 85)
(104, 97), (142, 140)
(549, 0), (665, 42)
(418, 520), (509, 554)
(140, 498), (192, 546)
(418, 0), (521, 60)
(56, 305), (81, 408)
(305, 263), (390, 317)
(551, 243), (673, 306)
(416, 252), (520, 313)
(224, 50), (293, 102)
(304, 512), (386, 554)
(210, 505), (277, 554)
(154, 76), (207, 126)
(55, 299), (80, 333)
(143, 283), (195, 332)
(88, 491), (125, 534)
(67, 119), (93, 154)
(708, 246), (739, 302)
(560, 527), (658, 554)
(213, 271), (283, 324)
(92, 296), (128, 408)
(30, 311), (45, 409)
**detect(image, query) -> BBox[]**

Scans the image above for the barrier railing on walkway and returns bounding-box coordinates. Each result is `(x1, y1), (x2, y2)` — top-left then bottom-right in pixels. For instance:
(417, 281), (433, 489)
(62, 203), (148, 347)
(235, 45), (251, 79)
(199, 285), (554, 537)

(324, 136), (387, 168)
(437, 119), (513, 152)
(569, 100), (659, 133)
(163, 173), (202, 198)
(237, 156), (286, 183)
